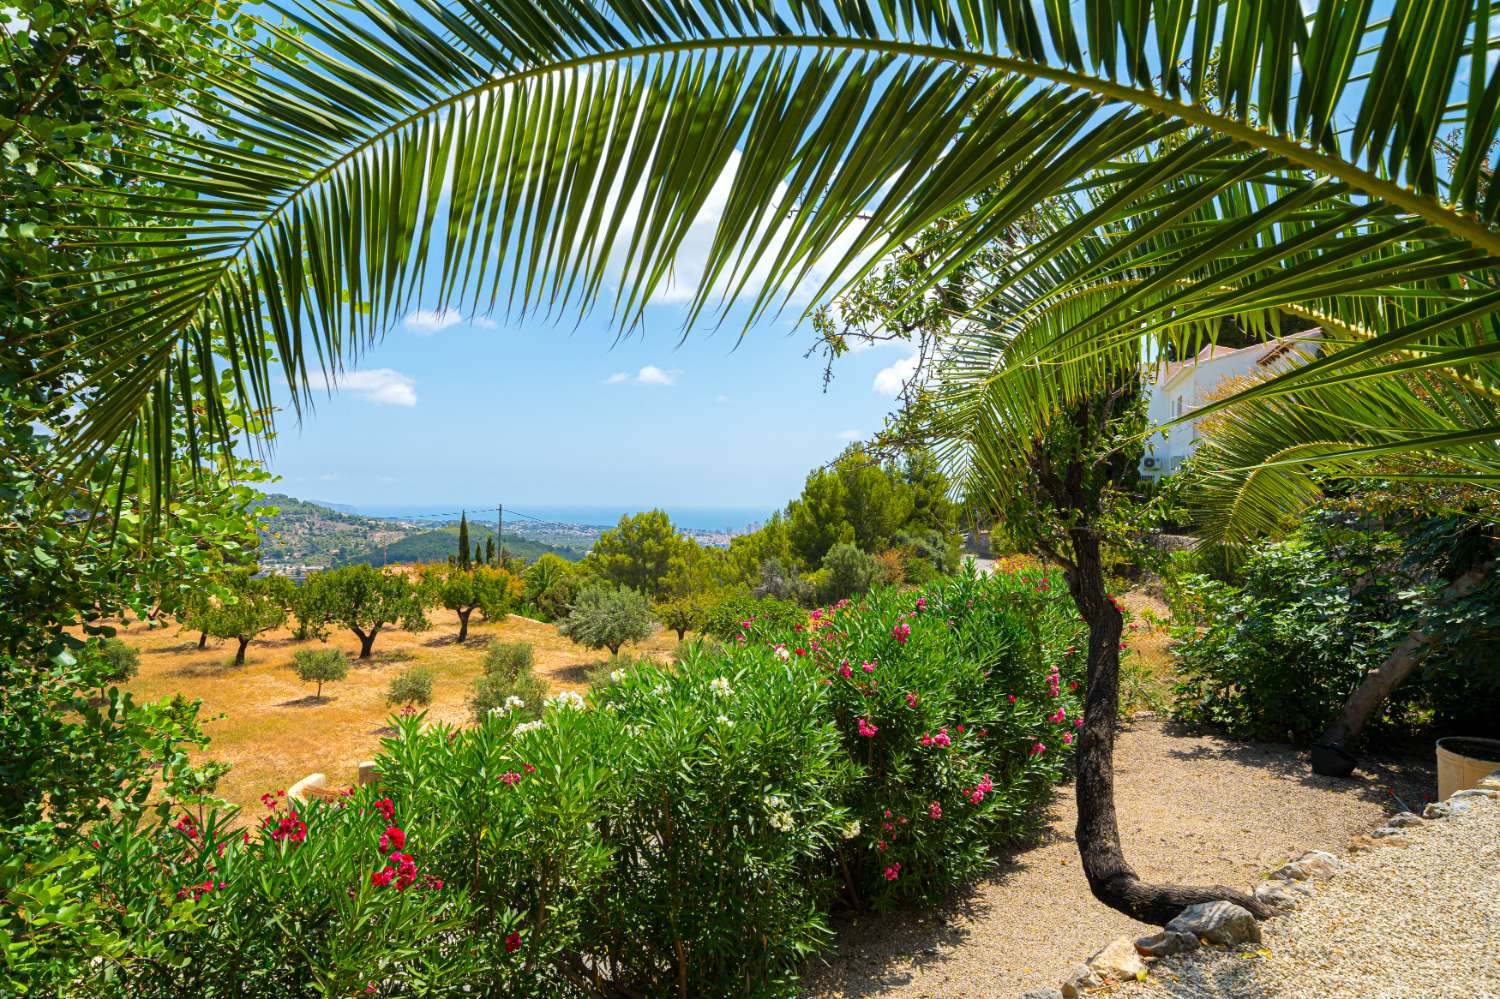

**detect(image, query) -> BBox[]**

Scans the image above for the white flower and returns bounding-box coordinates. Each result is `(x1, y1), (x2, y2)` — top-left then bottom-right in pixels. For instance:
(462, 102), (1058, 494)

(549, 690), (586, 711)
(841, 819), (861, 840)
(651, 684), (669, 698)
(609, 669), (625, 684)
(709, 676), (733, 698)
(768, 810), (794, 833)
(514, 719), (544, 736)
(489, 695), (527, 718)
(764, 794), (787, 810)
(716, 714), (734, 728)
(773, 644), (790, 661)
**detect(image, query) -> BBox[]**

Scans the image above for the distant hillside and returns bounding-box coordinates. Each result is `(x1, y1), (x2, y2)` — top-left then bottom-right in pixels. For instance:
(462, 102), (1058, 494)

(334, 525), (586, 567)
(254, 492), (586, 569)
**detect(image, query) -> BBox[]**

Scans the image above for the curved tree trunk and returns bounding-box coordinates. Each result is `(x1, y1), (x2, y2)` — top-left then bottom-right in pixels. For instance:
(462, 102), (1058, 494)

(1319, 564), (1489, 749)
(456, 607), (472, 643)
(354, 626), (377, 659)
(234, 636), (250, 666)
(198, 630), (209, 650)
(1067, 529), (1273, 925)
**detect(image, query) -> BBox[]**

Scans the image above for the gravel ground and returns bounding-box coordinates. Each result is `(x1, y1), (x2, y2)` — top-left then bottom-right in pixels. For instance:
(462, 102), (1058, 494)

(801, 718), (1434, 998)
(1121, 798), (1500, 999)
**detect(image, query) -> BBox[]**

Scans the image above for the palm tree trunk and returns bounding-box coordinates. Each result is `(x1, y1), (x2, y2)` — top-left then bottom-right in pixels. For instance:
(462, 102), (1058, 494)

(1067, 529), (1272, 925)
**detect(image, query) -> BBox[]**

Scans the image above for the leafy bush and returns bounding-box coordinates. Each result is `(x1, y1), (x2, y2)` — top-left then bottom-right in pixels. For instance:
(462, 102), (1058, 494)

(470, 643), (548, 722)
(387, 666), (434, 708)
(17, 569), (1083, 997)
(97, 638), (140, 685)
(819, 542), (880, 602)
(483, 641), (535, 679)
(754, 556), (817, 605)
(557, 586), (655, 655)
(653, 593), (706, 640)
(521, 553), (576, 621)
(291, 648), (349, 701)
(700, 593), (807, 644)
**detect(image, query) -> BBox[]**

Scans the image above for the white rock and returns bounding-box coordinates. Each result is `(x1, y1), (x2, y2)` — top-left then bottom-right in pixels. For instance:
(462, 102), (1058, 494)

(1254, 880), (1304, 911)
(1059, 963), (1102, 998)
(1019, 990), (1063, 999)
(1165, 901), (1262, 946)
(1273, 860), (1313, 881)
(1296, 850), (1348, 878)
(1087, 936), (1146, 981)
(1448, 788), (1498, 801)
(1386, 812), (1423, 828)
(1370, 826), (1407, 838)
(1424, 802), (1451, 819)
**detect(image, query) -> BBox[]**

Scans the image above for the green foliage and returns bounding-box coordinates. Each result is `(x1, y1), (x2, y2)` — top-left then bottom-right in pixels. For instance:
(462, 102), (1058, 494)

(589, 510), (690, 599)
(291, 649), (349, 701)
(820, 543), (880, 603)
(754, 557), (818, 606)
(423, 564), (520, 641)
(387, 667), (434, 708)
(653, 594), (707, 640)
(700, 594), (806, 644)
(97, 638), (141, 685)
(301, 565), (428, 658)
(200, 576), (289, 664)
(457, 512), (471, 570)
(1169, 513), (1500, 743)
(470, 644), (548, 723)
(522, 553), (577, 621)
(557, 586), (656, 656)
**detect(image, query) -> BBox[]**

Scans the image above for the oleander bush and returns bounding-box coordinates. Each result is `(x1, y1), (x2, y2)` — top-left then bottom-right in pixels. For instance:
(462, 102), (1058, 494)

(15, 567), (1084, 997)
(700, 592), (806, 644)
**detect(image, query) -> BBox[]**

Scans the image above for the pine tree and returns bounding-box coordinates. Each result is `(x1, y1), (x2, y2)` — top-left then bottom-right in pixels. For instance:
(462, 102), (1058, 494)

(457, 512), (471, 570)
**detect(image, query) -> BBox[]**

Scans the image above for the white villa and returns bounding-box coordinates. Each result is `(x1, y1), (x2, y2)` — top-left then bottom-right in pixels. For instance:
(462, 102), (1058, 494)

(1140, 332), (1320, 480)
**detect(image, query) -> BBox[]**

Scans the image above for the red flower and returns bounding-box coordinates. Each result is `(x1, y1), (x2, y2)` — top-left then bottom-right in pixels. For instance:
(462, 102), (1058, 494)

(505, 932), (523, 953)
(379, 826), (406, 851)
(372, 797), (396, 823)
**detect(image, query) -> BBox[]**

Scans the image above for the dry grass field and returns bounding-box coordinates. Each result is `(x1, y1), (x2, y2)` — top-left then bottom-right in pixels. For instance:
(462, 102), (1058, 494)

(112, 611), (681, 812)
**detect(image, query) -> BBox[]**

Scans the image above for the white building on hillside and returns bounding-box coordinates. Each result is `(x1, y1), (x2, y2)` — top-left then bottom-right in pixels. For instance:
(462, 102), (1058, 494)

(1140, 333), (1320, 480)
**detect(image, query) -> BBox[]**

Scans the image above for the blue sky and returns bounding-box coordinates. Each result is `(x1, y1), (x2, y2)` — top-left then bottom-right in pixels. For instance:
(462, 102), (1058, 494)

(265, 301), (914, 509)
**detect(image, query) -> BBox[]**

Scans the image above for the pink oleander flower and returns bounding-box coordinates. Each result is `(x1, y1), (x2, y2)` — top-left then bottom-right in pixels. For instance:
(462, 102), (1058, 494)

(840, 662), (853, 679)
(1049, 707), (1067, 724)
(883, 863), (901, 881)
(1062, 732), (1073, 745)
(505, 932), (522, 953)
(915, 597), (927, 612)
(892, 622), (911, 643)
(1007, 694), (1017, 703)
(1030, 741), (1047, 756)
(927, 801), (942, 820)
(1069, 680), (1078, 690)
(379, 825), (406, 852)
(905, 692), (918, 709)
(857, 717), (879, 738)
(499, 771), (522, 785)
(1074, 717), (1083, 728)
(862, 660), (875, 673)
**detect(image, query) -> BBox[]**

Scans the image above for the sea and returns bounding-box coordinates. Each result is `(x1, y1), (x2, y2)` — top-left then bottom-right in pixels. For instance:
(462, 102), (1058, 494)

(349, 504), (774, 534)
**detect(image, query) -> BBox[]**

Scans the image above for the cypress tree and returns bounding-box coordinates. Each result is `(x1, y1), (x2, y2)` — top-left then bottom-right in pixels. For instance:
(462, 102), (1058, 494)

(485, 536), (495, 565)
(457, 512), (471, 570)
(474, 541), (483, 566)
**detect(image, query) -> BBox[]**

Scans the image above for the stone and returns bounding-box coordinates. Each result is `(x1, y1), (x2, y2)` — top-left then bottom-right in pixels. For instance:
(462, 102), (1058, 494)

(1165, 901), (1262, 947)
(357, 760), (381, 786)
(1348, 834), (1378, 852)
(1295, 850), (1347, 878)
(1370, 826), (1407, 838)
(1254, 880), (1304, 911)
(1448, 788), (1498, 801)
(1087, 936), (1146, 982)
(1272, 860), (1313, 881)
(1136, 929), (1201, 957)
(1479, 776), (1500, 791)
(1386, 811), (1423, 828)
(1059, 964), (1102, 998)
(1424, 802), (1451, 819)
(1019, 990), (1063, 999)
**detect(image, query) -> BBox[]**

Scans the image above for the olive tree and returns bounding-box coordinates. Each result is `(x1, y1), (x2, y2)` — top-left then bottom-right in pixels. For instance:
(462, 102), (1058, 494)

(557, 586), (656, 657)
(302, 565), (428, 659)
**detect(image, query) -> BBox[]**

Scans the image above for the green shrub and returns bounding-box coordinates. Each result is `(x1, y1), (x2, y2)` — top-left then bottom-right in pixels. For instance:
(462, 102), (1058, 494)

(470, 646), (548, 722)
(290, 648), (348, 701)
(97, 638), (140, 685)
(482, 641), (534, 679)
(387, 666), (434, 708)
(700, 593), (806, 644)
(556, 586), (655, 655)
(819, 542), (879, 602)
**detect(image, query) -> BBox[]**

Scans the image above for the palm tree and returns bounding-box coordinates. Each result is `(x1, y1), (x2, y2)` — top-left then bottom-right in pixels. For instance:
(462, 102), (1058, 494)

(24, 0), (1500, 923)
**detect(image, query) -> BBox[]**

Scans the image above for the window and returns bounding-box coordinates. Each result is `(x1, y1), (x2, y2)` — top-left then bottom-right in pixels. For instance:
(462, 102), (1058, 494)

(1174, 395), (1184, 418)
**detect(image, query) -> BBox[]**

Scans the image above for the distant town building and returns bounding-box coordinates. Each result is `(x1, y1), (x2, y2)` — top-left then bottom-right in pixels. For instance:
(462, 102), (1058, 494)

(1140, 332), (1320, 480)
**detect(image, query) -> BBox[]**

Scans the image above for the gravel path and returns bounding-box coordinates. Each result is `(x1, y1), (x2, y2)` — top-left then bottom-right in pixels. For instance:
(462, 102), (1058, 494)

(801, 719), (1434, 998)
(1121, 797), (1500, 999)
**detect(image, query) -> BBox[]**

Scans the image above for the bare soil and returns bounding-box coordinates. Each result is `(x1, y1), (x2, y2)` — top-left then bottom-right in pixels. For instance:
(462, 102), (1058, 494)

(802, 719), (1435, 998)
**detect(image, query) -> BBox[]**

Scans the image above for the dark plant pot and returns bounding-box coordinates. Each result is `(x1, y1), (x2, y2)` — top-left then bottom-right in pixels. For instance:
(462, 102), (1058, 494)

(1310, 742), (1358, 778)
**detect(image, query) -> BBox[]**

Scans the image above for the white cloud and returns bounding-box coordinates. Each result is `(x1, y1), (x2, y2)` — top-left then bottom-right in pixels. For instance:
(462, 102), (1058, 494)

(837, 429), (863, 441)
(873, 354), (919, 397)
(636, 365), (677, 386)
(403, 308), (463, 334)
(325, 368), (418, 407)
(472, 316), (499, 330)
(606, 366), (680, 387)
